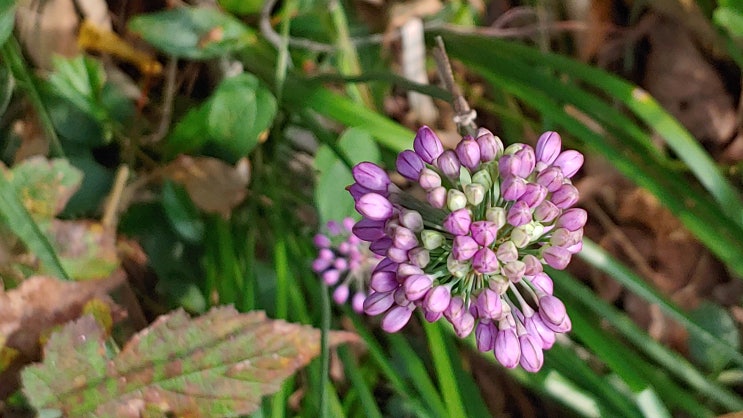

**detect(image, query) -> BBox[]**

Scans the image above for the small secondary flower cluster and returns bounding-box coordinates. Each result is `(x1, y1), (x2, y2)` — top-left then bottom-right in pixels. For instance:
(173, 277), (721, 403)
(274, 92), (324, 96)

(312, 218), (382, 313)
(348, 126), (586, 372)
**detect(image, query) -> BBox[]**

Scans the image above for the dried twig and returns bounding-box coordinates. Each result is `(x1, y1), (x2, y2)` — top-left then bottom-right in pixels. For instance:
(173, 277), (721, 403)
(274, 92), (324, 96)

(145, 57), (178, 144)
(432, 36), (477, 135)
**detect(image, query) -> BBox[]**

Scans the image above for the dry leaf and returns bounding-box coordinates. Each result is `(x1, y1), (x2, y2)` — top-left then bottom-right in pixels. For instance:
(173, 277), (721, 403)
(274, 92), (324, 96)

(162, 155), (250, 218)
(0, 274), (124, 398)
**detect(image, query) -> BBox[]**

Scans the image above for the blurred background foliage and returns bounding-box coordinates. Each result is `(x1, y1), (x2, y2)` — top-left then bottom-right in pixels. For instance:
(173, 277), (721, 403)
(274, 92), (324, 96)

(0, 0), (743, 416)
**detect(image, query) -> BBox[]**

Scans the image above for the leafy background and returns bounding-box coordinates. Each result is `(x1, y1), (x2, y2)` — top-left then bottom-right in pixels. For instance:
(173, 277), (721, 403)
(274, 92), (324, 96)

(0, 0), (742, 416)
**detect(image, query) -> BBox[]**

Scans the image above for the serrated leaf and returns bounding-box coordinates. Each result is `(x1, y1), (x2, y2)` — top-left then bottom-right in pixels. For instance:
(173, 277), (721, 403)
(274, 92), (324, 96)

(128, 7), (256, 60)
(6, 157), (83, 220)
(22, 307), (359, 417)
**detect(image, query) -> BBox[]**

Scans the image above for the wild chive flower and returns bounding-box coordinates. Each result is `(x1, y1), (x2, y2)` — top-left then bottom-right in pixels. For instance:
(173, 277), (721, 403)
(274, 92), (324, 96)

(349, 127), (586, 372)
(312, 218), (383, 313)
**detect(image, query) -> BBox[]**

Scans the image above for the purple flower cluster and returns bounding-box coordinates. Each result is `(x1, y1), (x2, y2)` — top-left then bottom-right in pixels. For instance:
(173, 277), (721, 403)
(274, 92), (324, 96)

(313, 218), (383, 313)
(348, 126), (586, 372)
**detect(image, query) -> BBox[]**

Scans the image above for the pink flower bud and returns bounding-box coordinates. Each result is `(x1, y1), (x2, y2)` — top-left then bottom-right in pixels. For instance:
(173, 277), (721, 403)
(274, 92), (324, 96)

(520, 183), (548, 209)
(363, 291), (394, 315)
(534, 200), (560, 223)
(518, 333), (544, 372)
(436, 150), (461, 178)
(542, 245), (572, 270)
(399, 209), (424, 232)
(514, 146), (536, 178)
(370, 270), (398, 292)
(369, 237), (392, 256)
(427, 186), (447, 209)
(443, 208), (472, 236)
(529, 272), (553, 294)
(495, 326), (520, 369)
(477, 288), (503, 319)
(452, 312), (475, 338)
(352, 162), (390, 192)
(473, 247), (499, 274)
(539, 294), (567, 326)
(507, 200), (532, 227)
(476, 320), (496, 351)
(553, 150), (584, 178)
(551, 184), (579, 209)
(536, 131), (561, 165)
(501, 176), (527, 201)
(396, 150), (425, 181)
(404, 274), (433, 301)
(536, 167), (564, 192)
(425, 285), (451, 313)
(556, 208), (587, 231)
(522, 254), (543, 276)
(352, 218), (386, 241)
(322, 269), (340, 285)
(356, 193), (393, 221)
(470, 221), (497, 246)
(496, 240), (518, 263)
(347, 183), (374, 202)
(382, 305), (414, 332)
(393, 226), (418, 250)
(456, 135), (481, 171)
(452, 235), (479, 261)
(333, 284), (350, 304)
(418, 168), (442, 190)
(414, 126), (444, 164)
(352, 292), (365, 313)
(476, 128), (503, 162)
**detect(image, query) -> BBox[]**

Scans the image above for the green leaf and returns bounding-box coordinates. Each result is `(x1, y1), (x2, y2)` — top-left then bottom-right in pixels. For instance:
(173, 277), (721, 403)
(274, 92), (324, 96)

(314, 127), (381, 224)
(22, 308), (358, 417)
(714, 6), (743, 39)
(128, 6), (257, 60)
(167, 74), (277, 160)
(0, 0), (16, 46)
(689, 302), (741, 373)
(218, 0), (264, 16)
(206, 74), (277, 158)
(6, 157), (83, 220)
(161, 180), (205, 243)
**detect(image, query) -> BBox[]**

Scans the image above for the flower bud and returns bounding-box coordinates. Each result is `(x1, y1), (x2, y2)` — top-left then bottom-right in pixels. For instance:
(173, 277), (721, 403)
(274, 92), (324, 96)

(421, 230), (444, 250)
(363, 291), (395, 315)
(464, 183), (485, 206)
(352, 162), (390, 192)
(550, 228), (582, 248)
(427, 186), (447, 209)
(413, 126), (444, 163)
(502, 260), (526, 282)
(522, 254), (543, 276)
(444, 296), (466, 321)
(520, 183), (548, 209)
(553, 150), (584, 178)
(393, 226), (418, 250)
(447, 254), (470, 278)
(347, 183), (374, 202)
(404, 274), (433, 301)
(312, 258), (332, 273)
(313, 234), (331, 248)
(529, 272), (553, 294)
(387, 246), (409, 263)
(542, 245), (571, 270)
(452, 312), (475, 338)
(498, 154), (521, 178)
(551, 184), (579, 209)
(322, 269), (340, 285)
(518, 333), (544, 372)
(507, 200), (532, 227)
(471, 169), (493, 189)
(356, 193), (393, 221)
(425, 285), (451, 313)
(534, 200), (560, 223)
(555, 208), (587, 231)
(477, 288), (503, 319)
(352, 218), (386, 241)
(369, 237), (392, 256)
(418, 168), (442, 190)
(452, 235), (479, 261)
(396, 150), (425, 181)
(470, 221), (497, 246)
(495, 326), (520, 369)
(473, 247), (499, 274)
(514, 146), (536, 178)
(382, 305), (414, 333)
(398, 209), (424, 232)
(436, 150), (461, 178)
(510, 225), (531, 248)
(536, 167), (564, 192)
(525, 314), (556, 349)
(536, 131), (561, 165)
(334, 257), (348, 271)
(486, 207), (506, 229)
(501, 176), (527, 201)
(443, 208), (472, 236)
(477, 128), (504, 162)
(333, 284), (350, 304)
(370, 270), (398, 292)
(447, 189), (468, 211)
(408, 247), (430, 268)
(456, 136), (481, 170)
(538, 294), (567, 326)
(424, 309), (443, 322)
(476, 320), (496, 351)
(496, 240), (518, 263)
(352, 292), (365, 313)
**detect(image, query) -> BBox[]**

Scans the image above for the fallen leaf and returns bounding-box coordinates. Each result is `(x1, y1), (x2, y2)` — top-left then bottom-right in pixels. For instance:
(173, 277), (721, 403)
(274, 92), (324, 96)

(0, 274), (124, 398)
(47, 220), (120, 281)
(162, 155), (250, 218)
(22, 307), (359, 417)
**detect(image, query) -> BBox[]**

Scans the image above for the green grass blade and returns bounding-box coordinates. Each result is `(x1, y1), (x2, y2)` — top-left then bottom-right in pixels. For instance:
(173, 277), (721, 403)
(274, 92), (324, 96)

(421, 321), (469, 418)
(0, 173), (68, 280)
(580, 239), (743, 369)
(442, 33), (743, 228)
(338, 346), (383, 418)
(552, 268), (743, 411)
